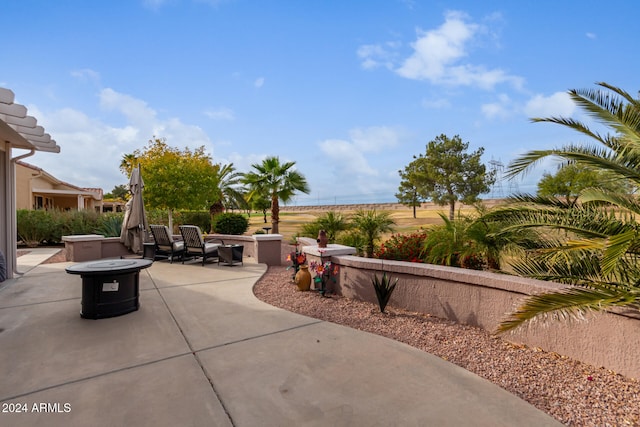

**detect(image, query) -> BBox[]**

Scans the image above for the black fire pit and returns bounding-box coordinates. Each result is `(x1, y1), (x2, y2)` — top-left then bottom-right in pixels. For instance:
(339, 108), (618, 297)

(66, 258), (152, 319)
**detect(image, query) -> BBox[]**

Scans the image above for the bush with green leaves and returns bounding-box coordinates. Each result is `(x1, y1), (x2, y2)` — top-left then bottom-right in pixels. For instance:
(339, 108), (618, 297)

(422, 213), (485, 270)
(65, 209), (101, 236)
(147, 209), (211, 234)
(375, 230), (429, 262)
(17, 209), (55, 246)
(95, 213), (124, 237)
(17, 208), (106, 245)
(336, 230), (367, 257)
(212, 212), (249, 235)
(299, 221), (322, 240)
(298, 211), (351, 242)
(180, 211), (212, 233)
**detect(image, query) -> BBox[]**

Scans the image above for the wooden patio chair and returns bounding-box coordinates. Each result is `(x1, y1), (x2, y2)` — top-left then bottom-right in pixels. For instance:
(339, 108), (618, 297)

(149, 224), (184, 263)
(179, 225), (224, 266)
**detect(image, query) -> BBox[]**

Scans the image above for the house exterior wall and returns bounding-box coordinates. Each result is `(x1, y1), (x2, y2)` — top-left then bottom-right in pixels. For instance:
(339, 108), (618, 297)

(15, 162), (103, 211)
(15, 163), (33, 209)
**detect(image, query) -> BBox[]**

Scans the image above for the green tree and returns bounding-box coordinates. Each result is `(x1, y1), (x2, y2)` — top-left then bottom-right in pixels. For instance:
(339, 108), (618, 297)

(410, 134), (495, 220)
(488, 82), (640, 332)
(242, 156), (310, 234)
(209, 163), (248, 216)
(104, 184), (129, 201)
(124, 137), (220, 231)
(350, 209), (395, 258)
(250, 194), (271, 223)
(396, 161), (426, 218)
(537, 163), (631, 205)
(119, 153), (139, 177)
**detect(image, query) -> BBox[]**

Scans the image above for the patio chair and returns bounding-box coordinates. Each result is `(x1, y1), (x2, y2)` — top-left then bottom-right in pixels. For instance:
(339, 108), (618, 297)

(149, 224), (184, 263)
(179, 225), (224, 266)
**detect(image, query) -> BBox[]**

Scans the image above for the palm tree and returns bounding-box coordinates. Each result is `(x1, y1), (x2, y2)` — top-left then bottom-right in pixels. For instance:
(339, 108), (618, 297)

(351, 209), (395, 257)
(242, 156), (310, 234)
(317, 211), (350, 242)
(209, 163), (247, 216)
(488, 82), (640, 332)
(119, 153), (138, 176)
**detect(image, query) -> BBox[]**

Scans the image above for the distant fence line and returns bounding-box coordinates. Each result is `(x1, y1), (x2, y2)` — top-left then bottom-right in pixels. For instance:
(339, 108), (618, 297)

(280, 199), (508, 212)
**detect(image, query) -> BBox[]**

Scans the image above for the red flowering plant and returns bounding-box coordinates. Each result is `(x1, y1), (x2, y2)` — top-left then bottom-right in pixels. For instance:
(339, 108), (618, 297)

(375, 230), (429, 263)
(286, 241), (307, 280)
(309, 250), (339, 296)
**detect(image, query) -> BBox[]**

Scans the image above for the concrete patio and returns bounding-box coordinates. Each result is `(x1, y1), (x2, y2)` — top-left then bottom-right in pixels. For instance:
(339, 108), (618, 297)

(0, 250), (562, 426)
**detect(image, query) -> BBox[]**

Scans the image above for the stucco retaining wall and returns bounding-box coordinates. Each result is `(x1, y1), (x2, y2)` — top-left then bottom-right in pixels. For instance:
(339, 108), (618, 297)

(332, 255), (640, 380)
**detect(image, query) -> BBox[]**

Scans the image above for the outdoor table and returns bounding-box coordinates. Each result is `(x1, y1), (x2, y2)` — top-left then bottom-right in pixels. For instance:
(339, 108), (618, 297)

(66, 258), (152, 319)
(262, 227), (271, 234)
(218, 244), (244, 266)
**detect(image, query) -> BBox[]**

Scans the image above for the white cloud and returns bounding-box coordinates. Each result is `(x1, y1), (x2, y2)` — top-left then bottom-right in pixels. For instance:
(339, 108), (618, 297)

(99, 88), (157, 126)
(254, 77), (265, 88)
(396, 11), (477, 81)
(524, 92), (575, 118)
(316, 126), (403, 195)
(586, 32), (597, 39)
(349, 126), (400, 152)
(360, 10), (524, 91)
(29, 88), (213, 192)
(204, 107), (235, 121)
(319, 139), (376, 176)
(70, 68), (101, 83)
(481, 93), (513, 119)
(356, 42), (400, 70)
(421, 97), (451, 109)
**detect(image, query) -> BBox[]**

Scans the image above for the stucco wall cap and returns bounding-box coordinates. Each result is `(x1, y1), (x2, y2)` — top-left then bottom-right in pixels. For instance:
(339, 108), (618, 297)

(303, 244), (357, 257)
(61, 234), (105, 242)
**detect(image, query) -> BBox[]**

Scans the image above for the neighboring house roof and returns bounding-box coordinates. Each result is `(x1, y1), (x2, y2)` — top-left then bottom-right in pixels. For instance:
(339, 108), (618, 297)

(17, 160), (103, 200)
(0, 88), (60, 153)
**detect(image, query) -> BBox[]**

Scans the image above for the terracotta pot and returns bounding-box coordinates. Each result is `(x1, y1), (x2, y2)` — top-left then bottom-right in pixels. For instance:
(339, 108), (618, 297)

(317, 230), (328, 248)
(294, 265), (312, 291)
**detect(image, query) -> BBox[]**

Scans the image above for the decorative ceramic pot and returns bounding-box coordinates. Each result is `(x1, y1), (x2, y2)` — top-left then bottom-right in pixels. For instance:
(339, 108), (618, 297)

(295, 265), (312, 291)
(317, 230), (328, 248)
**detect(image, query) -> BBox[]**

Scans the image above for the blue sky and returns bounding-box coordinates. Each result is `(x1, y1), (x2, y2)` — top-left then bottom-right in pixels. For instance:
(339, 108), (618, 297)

(3, 0), (638, 205)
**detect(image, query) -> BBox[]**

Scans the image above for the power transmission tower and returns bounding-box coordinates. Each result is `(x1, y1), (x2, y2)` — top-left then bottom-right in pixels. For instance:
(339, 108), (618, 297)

(488, 158), (504, 199)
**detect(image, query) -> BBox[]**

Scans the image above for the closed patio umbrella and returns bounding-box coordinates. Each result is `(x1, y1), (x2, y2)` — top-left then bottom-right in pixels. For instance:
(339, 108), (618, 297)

(120, 166), (148, 254)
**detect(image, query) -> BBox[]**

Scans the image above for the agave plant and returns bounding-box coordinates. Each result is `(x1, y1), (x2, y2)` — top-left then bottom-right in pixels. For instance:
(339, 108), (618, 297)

(489, 82), (640, 332)
(372, 271), (399, 313)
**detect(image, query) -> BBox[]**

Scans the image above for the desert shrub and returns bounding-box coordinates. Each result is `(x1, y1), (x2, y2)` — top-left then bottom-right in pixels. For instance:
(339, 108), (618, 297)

(297, 211), (351, 243)
(299, 221), (322, 240)
(375, 230), (428, 262)
(336, 231), (367, 256)
(65, 209), (100, 236)
(146, 209), (169, 227)
(212, 212), (249, 235)
(422, 214), (486, 270)
(95, 213), (124, 237)
(17, 209), (54, 246)
(180, 211), (211, 232)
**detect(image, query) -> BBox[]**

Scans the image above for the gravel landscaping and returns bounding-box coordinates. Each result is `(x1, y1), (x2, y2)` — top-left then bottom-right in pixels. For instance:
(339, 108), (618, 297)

(253, 264), (640, 427)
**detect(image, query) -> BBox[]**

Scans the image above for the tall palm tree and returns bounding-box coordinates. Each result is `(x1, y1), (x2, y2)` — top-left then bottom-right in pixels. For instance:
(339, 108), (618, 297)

(351, 209), (395, 258)
(488, 82), (640, 332)
(209, 163), (247, 216)
(242, 156), (310, 234)
(119, 153), (138, 176)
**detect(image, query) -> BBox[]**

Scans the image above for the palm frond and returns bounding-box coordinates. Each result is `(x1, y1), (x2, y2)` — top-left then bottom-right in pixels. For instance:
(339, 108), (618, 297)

(497, 285), (640, 333)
